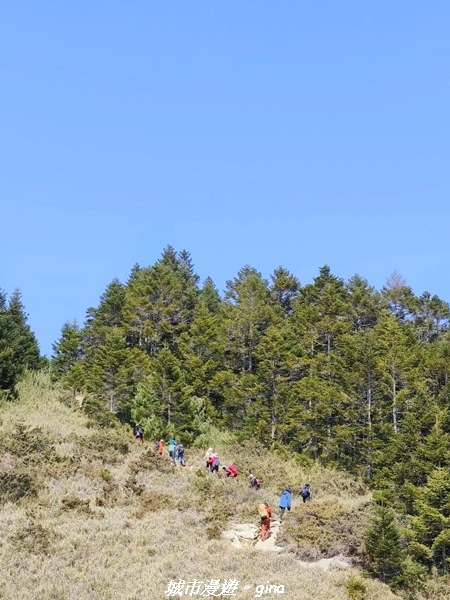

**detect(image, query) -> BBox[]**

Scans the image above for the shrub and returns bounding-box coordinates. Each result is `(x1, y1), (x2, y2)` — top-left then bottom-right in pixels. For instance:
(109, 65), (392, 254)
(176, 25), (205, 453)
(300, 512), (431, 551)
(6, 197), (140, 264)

(0, 471), (37, 502)
(344, 574), (367, 599)
(13, 521), (57, 555)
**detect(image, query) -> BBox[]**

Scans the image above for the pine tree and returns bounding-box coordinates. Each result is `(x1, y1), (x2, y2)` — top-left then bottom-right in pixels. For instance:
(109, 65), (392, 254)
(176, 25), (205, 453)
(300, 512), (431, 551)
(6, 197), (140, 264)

(412, 467), (450, 573)
(365, 505), (405, 586)
(51, 321), (84, 378)
(413, 292), (450, 343)
(248, 322), (294, 443)
(0, 289), (42, 397)
(123, 248), (199, 355)
(269, 266), (300, 316)
(85, 328), (147, 419)
(51, 320), (86, 395)
(339, 328), (386, 477)
(131, 347), (195, 437)
(177, 278), (223, 422)
(374, 315), (416, 435)
(346, 274), (382, 332)
(222, 266), (274, 373)
(382, 271), (417, 323)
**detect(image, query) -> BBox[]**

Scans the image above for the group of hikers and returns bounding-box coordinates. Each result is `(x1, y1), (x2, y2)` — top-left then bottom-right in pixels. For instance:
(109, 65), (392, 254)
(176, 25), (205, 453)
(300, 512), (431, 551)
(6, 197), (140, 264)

(133, 424), (312, 541)
(203, 447), (240, 477)
(154, 436), (186, 466)
(259, 483), (312, 541)
(133, 424), (186, 466)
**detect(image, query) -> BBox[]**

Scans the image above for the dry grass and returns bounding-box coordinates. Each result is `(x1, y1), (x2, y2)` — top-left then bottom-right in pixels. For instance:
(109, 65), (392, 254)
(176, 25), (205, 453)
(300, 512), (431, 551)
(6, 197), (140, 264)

(0, 372), (405, 600)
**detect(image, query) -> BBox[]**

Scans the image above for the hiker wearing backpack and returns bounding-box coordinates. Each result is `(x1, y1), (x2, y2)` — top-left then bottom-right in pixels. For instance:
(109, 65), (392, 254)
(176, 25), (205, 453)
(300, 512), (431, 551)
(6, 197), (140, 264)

(249, 472), (262, 490)
(203, 447), (214, 471)
(157, 439), (164, 455)
(175, 442), (185, 466)
(133, 423), (143, 443)
(223, 464), (238, 477)
(278, 487), (292, 522)
(300, 483), (311, 503)
(209, 453), (220, 474)
(259, 502), (272, 541)
(168, 439), (177, 464)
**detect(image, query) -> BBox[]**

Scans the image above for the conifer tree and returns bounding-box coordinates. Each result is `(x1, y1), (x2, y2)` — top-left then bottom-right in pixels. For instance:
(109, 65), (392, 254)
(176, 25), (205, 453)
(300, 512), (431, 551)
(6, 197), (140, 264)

(365, 505), (405, 586)
(269, 266), (300, 316)
(122, 248), (199, 355)
(373, 315), (416, 435)
(249, 322), (294, 443)
(131, 347), (195, 436)
(84, 278), (126, 348)
(51, 320), (86, 394)
(51, 321), (84, 378)
(222, 266), (274, 373)
(85, 328), (147, 419)
(411, 467), (450, 573)
(346, 274), (382, 332)
(339, 328), (385, 476)
(382, 271), (417, 323)
(413, 292), (450, 343)
(177, 278), (223, 421)
(0, 289), (41, 397)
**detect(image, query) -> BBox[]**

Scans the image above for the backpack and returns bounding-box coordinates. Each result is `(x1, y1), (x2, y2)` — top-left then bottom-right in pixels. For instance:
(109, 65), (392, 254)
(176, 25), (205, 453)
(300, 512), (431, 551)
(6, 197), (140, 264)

(213, 457), (220, 467)
(258, 503), (268, 518)
(154, 442), (159, 451)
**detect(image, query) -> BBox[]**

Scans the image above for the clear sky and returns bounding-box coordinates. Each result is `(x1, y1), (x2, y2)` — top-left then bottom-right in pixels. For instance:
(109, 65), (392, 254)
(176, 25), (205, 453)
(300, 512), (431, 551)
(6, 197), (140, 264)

(1, 2), (449, 357)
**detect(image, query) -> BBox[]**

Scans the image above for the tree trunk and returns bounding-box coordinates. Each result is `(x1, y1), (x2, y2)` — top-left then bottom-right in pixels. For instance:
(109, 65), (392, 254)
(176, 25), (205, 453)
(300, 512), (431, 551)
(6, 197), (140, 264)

(392, 378), (398, 434)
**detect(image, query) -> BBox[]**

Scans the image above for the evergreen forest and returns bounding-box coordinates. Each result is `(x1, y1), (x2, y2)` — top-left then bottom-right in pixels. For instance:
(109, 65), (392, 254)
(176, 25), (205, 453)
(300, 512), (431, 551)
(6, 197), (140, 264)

(3, 245), (450, 592)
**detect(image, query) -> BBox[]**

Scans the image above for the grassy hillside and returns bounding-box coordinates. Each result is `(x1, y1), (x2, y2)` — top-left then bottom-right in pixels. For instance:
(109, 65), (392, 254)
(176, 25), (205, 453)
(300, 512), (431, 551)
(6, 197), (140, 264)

(0, 372), (400, 600)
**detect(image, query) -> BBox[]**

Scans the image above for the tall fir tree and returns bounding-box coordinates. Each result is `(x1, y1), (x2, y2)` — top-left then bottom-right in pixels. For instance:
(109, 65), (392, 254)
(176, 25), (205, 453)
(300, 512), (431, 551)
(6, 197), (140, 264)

(0, 289), (41, 397)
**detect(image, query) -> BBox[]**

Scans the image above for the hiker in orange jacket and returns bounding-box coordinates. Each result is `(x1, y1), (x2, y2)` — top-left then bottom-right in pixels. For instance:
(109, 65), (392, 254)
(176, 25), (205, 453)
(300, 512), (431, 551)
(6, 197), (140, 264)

(260, 503), (272, 541)
(157, 439), (164, 455)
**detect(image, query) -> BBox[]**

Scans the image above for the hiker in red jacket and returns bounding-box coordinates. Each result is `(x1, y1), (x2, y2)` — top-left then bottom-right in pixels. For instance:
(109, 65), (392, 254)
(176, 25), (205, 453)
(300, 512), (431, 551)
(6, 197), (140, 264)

(223, 464), (238, 477)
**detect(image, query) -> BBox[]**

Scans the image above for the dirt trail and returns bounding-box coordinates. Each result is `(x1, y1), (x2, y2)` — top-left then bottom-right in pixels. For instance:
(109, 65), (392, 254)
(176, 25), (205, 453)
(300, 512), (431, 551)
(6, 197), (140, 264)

(253, 518), (283, 552)
(222, 518), (352, 571)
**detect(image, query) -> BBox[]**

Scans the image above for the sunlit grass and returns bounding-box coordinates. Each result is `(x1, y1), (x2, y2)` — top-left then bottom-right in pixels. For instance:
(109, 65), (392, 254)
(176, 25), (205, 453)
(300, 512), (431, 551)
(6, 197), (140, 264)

(0, 372), (404, 599)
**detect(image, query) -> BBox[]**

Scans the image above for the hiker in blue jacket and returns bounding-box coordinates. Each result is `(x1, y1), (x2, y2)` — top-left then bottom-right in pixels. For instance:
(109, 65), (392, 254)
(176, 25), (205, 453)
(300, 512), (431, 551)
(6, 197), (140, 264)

(168, 439), (177, 464)
(278, 487), (292, 522)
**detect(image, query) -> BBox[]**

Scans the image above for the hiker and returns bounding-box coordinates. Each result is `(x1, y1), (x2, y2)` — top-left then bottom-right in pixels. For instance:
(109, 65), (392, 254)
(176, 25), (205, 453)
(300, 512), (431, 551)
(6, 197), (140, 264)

(203, 447), (214, 471)
(223, 464), (238, 477)
(175, 442), (186, 466)
(157, 439), (164, 455)
(168, 438), (177, 463)
(278, 487), (292, 522)
(133, 423), (143, 443)
(208, 453), (220, 474)
(300, 483), (312, 503)
(249, 473), (261, 490)
(259, 502), (272, 541)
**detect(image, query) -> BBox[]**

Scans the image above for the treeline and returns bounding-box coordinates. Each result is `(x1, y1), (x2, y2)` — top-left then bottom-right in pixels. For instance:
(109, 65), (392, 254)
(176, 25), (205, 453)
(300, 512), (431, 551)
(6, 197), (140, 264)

(49, 245), (450, 576)
(0, 288), (43, 397)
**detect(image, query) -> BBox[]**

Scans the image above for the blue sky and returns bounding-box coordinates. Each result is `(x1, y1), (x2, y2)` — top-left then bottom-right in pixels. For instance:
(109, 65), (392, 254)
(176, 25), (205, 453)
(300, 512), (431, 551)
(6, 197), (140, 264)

(1, 2), (449, 357)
